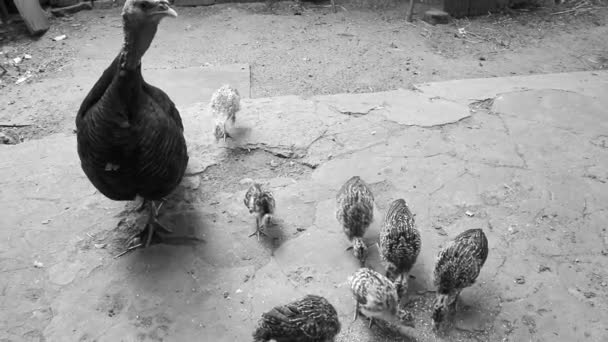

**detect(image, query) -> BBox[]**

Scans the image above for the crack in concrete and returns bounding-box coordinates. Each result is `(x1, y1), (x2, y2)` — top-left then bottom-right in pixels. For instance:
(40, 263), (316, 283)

(492, 256), (508, 281)
(185, 163), (217, 176)
(581, 198), (590, 221)
(239, 143), (303, 159)
(321, 140), (389, 162)
(514, 144), (529, 169)
(385, 114), (472, 130)
(493, 112), (511, 136)
(445, 150), (529, 171)
(304, 128), (330, 151)
(328, 104), (383, 117)
(236, 129), (330, 170)
(583, 174), (607, 184)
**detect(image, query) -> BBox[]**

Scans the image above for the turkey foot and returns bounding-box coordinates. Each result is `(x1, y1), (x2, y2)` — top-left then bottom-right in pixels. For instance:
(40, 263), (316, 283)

(135, 197), (168, 213)
(115, 201), (201, 257)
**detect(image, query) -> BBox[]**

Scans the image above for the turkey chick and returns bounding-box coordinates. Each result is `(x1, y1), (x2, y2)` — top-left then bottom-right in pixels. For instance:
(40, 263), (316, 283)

(253, 294), (341, 342)
(378, 198), (421, 303)
(432, 228), (489, 329)
(348, 268), (415, 337)
(244, 183), (276, 241)
(210, 84), (240, 142)
(336, 176), (374, 267)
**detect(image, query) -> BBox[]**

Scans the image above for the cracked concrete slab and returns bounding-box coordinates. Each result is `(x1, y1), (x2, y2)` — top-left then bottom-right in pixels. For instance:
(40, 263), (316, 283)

(316, 89), (470, 127)
(2, 70), (608, 342)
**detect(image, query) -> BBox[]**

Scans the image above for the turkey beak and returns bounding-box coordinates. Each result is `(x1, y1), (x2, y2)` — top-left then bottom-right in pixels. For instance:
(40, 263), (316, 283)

(153, 0), (178, 18)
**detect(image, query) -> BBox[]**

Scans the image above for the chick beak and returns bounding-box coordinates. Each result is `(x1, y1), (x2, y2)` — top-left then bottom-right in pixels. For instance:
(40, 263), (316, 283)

(153, 1), (178, 18)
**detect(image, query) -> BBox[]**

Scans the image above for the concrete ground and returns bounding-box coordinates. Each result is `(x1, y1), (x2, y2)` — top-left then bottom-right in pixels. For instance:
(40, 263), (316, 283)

(1, 69), (607, 342)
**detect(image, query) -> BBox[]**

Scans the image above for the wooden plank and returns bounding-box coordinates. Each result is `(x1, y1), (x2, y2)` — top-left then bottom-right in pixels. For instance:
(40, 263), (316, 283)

(12, 0), (50, 35)
(173, 0), (214, 6)
(443, 0), (470, 17)
(468, 0), (501, 16)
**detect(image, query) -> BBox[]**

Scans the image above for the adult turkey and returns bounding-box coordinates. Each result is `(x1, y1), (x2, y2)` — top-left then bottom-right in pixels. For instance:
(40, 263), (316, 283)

(76, 0), (197, 252)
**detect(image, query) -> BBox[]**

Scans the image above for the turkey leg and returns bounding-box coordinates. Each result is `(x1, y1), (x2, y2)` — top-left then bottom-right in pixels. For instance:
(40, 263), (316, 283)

(118, 200), (202, 256)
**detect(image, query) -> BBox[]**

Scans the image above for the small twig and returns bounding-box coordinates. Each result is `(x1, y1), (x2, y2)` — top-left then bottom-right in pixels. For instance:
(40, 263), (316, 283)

(416, 289), (436, 295)
(550, 8), (578, 15)
(113, 243), (143, 258)
(0, 124), (32, 128)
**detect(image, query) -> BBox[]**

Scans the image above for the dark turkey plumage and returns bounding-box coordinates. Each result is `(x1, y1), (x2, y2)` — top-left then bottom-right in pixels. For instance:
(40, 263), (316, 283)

(432, 228), (489, 328)
(76, 0), (195, 252)
(379, 198), (421, 300)
(336, 176), (374, 267)
(253, 294), (341, 342)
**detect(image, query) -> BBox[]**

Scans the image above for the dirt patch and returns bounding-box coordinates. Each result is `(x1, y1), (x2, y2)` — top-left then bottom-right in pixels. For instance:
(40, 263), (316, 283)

(198, 148), (313, 196)
(0, 0), (607, 142)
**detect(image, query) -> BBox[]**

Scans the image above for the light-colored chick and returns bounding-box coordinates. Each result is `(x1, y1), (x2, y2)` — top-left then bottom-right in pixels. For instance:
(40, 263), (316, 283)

(432, 228), (489, 329)
(244, 183), (276, 241)
(210, 84), (240, 142)
(378, 198), (421, 303)
(348, 268), (416, 337)
(336, 176), (374, 267)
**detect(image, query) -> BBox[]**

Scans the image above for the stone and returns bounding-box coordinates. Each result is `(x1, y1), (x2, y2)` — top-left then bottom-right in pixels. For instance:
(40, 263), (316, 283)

(423, 9), (450, 25)
(0, 131), (20, 144)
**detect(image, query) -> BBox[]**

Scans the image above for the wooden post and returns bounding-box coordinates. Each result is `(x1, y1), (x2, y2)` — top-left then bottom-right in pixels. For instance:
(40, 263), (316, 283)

(1, 0), (10, 24)
(406, 0), (415, 22)
(13, 0), (50, 35)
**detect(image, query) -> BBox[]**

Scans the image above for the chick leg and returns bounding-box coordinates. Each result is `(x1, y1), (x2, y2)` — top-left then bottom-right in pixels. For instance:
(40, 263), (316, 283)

(353, 301), (359, 321)
(450, 293), (460, 316)
(368, 317), (375, 328)
(248, 215), (269, 241)
(331, 0), (336, 13)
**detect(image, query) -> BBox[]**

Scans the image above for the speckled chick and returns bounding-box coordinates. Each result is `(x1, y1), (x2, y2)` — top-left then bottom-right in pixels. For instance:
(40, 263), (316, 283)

(244, 183), (276, 241)
(210, 84), (240, 142)
(253, 294), (341, 342)
(378, 199), (421, 302)
(336, 176), (374, 267)
(432, 228), (489, 329)
(348, 268), (416, 337)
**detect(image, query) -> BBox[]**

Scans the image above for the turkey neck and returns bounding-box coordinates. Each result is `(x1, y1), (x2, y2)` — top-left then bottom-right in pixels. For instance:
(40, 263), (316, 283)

(121, 21), (159, 71)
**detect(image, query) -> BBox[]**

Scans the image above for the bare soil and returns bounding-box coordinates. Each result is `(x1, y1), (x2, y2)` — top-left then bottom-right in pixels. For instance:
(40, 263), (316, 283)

(1, 0), (607, 141)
